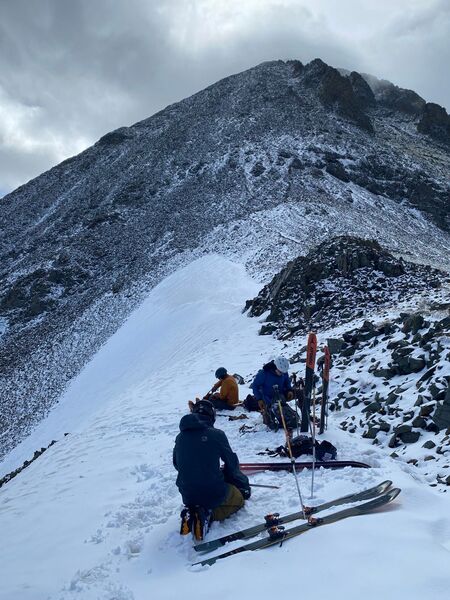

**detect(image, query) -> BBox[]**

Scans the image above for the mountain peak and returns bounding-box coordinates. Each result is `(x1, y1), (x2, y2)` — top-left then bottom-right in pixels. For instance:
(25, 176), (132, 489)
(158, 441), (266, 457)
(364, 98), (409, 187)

(0, 56), (449, 458)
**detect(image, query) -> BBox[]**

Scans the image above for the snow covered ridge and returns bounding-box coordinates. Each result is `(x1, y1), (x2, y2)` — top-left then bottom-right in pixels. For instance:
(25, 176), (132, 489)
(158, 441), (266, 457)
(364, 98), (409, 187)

(246, 236), (449, 338)
(1, 58), (449, 458)
(1, 256), (449, 600)
(325, 308), (450, 489)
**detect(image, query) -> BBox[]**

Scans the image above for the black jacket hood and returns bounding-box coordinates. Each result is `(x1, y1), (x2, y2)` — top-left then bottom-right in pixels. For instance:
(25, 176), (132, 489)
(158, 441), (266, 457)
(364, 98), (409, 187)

(179, 413), (213, 432)
(263, 360), (277, 373)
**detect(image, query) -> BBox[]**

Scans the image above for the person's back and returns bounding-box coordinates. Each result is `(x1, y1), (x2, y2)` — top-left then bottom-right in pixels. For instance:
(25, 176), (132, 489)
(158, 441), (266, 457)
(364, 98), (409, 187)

(217, 373), (239, 406)
(173, 400), (250, 539)
(173, 412), (229, 508)
(207, 368), (239, 410)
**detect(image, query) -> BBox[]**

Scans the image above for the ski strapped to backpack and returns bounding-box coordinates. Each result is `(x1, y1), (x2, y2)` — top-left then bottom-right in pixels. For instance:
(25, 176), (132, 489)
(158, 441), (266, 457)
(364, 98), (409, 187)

(192, 487), (401, 566)
(301, 332), (317, 432)
(194, 480), (393, 553)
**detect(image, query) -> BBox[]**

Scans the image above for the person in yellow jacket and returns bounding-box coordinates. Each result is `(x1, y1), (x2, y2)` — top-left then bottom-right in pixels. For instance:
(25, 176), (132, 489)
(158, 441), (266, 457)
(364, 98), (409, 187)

(205, 367), (239, 410)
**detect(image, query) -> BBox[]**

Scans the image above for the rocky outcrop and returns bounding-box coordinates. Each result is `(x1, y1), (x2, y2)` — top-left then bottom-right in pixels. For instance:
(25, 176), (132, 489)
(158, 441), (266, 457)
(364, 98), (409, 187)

(246, 236), (446, 338)
(417, 103), (450, 146)
(349, 71), (376, 109)
(327, 310), (450, 487)
(303, 59), (374, 132)
(361, 74), (425, 115)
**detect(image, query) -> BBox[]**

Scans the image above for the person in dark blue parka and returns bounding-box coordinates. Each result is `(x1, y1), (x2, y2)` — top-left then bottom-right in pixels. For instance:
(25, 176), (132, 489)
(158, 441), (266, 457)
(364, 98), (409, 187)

(173, 400), (250, 524)
(251, 355), (293, 408)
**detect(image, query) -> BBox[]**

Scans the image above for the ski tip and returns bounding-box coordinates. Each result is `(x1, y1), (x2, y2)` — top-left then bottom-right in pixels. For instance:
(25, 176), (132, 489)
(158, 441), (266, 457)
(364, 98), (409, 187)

(387, 487), (401, 501)
(192, 557), (214, 567)
(193, 542), (219, 553)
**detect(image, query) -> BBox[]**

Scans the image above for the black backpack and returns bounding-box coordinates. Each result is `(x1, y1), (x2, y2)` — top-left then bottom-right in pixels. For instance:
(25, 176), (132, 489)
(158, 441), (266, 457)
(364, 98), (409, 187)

(289, 435), (314, 457)
(270, 403), (299, 431)
(316, 440), (337, 461)
(243, 394), (260, 412)
(266, 436), (337, 460)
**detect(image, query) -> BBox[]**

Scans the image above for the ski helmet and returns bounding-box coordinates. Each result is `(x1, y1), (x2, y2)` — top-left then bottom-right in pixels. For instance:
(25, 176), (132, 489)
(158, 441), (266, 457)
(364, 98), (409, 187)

(215, 367), (228, 379)
(193, 399), (216, 422)
(274, 356), (290, 373)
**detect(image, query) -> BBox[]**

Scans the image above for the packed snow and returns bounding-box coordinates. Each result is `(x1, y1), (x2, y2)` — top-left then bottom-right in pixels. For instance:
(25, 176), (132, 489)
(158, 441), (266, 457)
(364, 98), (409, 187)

(0, 255), (449, 600)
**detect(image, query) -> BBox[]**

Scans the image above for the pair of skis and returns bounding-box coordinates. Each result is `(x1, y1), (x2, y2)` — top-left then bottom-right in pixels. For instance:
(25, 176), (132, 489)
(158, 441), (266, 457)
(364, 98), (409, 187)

(302, 333), (330, 435)
(192, 480), (400, 566)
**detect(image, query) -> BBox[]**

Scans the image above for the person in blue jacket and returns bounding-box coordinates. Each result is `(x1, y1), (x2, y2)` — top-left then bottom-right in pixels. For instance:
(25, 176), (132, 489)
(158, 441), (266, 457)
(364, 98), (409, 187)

(251, 356), (294, 409)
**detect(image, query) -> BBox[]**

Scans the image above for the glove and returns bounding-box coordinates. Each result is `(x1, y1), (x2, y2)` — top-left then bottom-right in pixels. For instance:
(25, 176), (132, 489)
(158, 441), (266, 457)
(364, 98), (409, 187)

(287, 391), (294, 401)
(240, 486), (251, 500)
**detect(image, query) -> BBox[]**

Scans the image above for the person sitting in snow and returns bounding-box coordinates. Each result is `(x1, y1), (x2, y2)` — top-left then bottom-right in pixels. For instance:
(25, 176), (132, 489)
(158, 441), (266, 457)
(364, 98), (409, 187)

(204, 367), (239, 410)
(173, 399), (250, 540)
(251, 356), (294, 427)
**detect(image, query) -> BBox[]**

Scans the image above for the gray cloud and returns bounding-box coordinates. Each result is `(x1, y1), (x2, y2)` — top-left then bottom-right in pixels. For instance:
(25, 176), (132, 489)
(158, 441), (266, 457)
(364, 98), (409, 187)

(0, 0), (449, 194)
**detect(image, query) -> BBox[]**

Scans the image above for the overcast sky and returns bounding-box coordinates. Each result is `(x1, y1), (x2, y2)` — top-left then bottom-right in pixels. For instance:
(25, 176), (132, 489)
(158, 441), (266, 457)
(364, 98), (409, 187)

(1, 0), (449, 196)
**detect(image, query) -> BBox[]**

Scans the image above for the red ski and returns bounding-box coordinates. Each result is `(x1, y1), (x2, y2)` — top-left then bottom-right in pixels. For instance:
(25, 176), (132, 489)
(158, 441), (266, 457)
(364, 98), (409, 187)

(319, 345), (331, 435)
(239, 461), (370, 474)
(301, 332), (317, 432)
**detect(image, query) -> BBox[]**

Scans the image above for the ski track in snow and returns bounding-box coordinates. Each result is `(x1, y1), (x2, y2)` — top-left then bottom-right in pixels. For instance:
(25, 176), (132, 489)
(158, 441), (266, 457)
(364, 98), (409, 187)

(0, 255), (449, 600)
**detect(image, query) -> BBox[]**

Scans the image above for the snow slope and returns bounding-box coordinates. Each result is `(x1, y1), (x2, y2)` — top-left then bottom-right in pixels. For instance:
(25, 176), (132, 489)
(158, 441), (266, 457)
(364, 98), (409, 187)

(0, 256), (449, 600)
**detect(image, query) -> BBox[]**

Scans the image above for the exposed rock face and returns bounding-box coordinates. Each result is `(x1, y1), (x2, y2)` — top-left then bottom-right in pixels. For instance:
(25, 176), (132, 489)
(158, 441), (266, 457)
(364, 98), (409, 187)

(417, 103), (450, 146)
(349, 72), (376, 109)
(303, 59), (374, 132)
(0, 57), (449, 457)
(324, 309), (450, 488)
(433, 386), (450, 430)
(245, 236), (446, 338)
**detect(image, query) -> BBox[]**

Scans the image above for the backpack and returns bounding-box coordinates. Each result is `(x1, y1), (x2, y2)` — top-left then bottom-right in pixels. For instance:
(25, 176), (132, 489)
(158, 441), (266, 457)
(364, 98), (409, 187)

(289, 435), (314, 457)
(290, 436), (337, 460)
(264, 436), (337, 460)
(270, 402), (299, 431)
(243, 394), (260, 412)
(316, 440), (337, 461)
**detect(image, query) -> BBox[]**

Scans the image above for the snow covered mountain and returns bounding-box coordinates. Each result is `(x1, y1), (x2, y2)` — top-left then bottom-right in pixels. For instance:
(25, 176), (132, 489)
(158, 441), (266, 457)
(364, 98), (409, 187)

(1, 57), (449, 459)
(0, 256), (449, 600)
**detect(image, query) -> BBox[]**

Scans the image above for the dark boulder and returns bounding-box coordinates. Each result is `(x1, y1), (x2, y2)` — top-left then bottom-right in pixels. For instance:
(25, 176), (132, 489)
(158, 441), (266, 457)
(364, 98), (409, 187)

(417, 103), (450, 145)
(433, 386), (450, 431)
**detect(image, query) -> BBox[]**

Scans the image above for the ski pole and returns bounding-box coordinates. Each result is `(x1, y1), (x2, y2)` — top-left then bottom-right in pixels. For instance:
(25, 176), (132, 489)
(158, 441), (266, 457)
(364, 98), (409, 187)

(276, 396), (307, 520)
(311, 385), (317, 499)
(291, 372), (301, 438)
(250, 483), (280, 489)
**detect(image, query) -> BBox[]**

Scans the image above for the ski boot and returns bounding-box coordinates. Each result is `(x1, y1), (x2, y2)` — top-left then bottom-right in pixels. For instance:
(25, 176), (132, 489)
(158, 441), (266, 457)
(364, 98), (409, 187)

(180, 507), (192, 535)
(191, 506), (212, 541)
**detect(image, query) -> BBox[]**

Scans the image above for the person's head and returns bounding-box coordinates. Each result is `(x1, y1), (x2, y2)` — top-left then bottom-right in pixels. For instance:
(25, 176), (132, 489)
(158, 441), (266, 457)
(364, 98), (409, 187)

(192, 399), (216, 424)
(215, 367), (228, 380)
(274, 356), (290, 374)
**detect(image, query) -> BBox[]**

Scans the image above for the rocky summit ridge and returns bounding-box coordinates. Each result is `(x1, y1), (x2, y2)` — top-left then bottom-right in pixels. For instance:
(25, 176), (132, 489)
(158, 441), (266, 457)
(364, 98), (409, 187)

(0, 57), (449, 458)
(245, 236), (448, 338)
